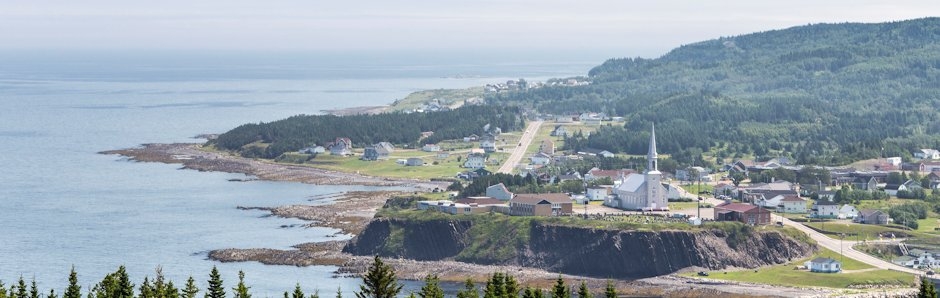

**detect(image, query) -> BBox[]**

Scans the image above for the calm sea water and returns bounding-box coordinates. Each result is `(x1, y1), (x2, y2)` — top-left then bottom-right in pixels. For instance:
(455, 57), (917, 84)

(0, 50), (596, 296)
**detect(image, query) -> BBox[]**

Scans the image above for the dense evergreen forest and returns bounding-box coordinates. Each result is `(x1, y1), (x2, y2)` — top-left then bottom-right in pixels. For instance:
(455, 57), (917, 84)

(1, 258), (619, 298)
(212, 106), (523, 158)
(491, 18), (940, 165)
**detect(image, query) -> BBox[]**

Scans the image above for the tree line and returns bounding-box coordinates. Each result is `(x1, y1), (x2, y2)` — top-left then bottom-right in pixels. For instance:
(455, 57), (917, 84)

(212, 105), (523, 159)
(0, 257), (622, 298)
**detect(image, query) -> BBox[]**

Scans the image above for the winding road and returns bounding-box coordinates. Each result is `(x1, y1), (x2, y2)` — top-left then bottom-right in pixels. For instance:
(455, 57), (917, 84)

(497, 120), (543, 174)
(773, 214), (923, 275)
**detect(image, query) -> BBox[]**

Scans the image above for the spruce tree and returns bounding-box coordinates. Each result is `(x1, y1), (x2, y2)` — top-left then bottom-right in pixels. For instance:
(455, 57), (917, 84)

(16, 277), (27, 298)
(165, 282), (180, 298)
(503, 275), (519, 298)
(153, 268), (166, 298)
(575, 282), (590, 298)
(0, 280), (7, 298)
(65, 267), (82, 298)
(550, 277), (569, 298)
(919, 277), (937, 298)
(116, 266), (134, 298)
(140, 277), (154, 298)
(291, 284), (304, 298)
(417, 275), (443, 298)
(308, 290), (319, 298)
(182, 277), (199, 298)
(335, 288), (342, 298)
(48, 289), (58, 298)
(455, 279), (478, 298)
(29, 280), (38, 298)
(483, 273), (504, 298)
(355, 256), (402, 298)
(205, 267), (225, 298)
(603, 281), (615, 298)
(232, 271), (250, 298)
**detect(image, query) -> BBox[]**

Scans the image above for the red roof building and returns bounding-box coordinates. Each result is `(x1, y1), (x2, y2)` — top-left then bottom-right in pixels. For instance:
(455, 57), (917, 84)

(714, 202), (771, 225)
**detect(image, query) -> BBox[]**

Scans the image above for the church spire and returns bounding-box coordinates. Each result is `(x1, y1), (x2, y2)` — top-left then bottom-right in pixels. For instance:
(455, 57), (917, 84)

(648, 123), (658, 172)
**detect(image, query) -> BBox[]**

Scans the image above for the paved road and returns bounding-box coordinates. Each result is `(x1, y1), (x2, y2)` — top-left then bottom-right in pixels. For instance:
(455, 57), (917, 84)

(497, 120), (543, 174)
(773, 214), (923, 275)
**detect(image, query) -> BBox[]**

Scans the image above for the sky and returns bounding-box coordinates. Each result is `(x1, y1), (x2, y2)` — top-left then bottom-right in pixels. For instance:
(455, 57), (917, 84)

(2, 0), (940, 58)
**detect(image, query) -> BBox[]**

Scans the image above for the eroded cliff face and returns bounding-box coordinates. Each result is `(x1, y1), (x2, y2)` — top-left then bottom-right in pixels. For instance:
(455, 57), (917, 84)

(343, 218), (815, 279)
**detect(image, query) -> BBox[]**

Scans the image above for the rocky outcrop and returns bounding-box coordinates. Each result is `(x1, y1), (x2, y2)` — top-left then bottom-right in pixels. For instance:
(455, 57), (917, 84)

(344, 218), (815, 279)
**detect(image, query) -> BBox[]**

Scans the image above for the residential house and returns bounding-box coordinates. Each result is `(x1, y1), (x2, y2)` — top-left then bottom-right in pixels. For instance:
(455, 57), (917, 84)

(361, 146), (381, 161)
(714, 183), (738, 197)
(839, 205), (859, 219)
(457, 168), (493, 180)
(550, 125), (568, 137)
(422, 144), (441, 152)
(509, 193), (573, 216)
(329, 137), (353, 156)
(676, 166), (710, 181)
(581, 114), (603, 125)
(554, 116), (575, 123)
(480, 138), (497, 153)
(884, 184), (906, 196)
(485, 183), (514, 201)
(586, 187), (610, 201)
(362, 142), (393, 161)
(886, 157), (903, 166)
(817, 190), (836, 201)
(463, 134), (479, 142)
(903, 179), (923, 191)
(919, 161), (940, 173)
(530, 152), (552, 166)
(812, 199), (840, 218)
(436, 152), (450, 160)
(897, 251), (940, 269)
(584, 168), (635, 182)
(463, 153), (486, 169)
(540, 139), (556, 155)
(713, 202), (771, 225)
(577, 148), (614, 158)
(417, 200), (505, 215)
(806, 258), (841, 273)
(928, 171), (940, 189)
(855, 209), (889, 225)
(914, 149), (940, 160)
(852, 177), (878, 191)
(405, 157), (424, 166)
(779, 195), (807, 213)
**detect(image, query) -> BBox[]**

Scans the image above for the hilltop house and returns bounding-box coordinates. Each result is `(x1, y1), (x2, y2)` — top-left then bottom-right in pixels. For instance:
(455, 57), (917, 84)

(509, 193), (572, 216)
(329, 137), (353, 156)
(852, 177), (878, 191)
(806, 258), (841, 273)
(915, 149), (940, 160)
(530, 152), (552, 165)
(550, 125), (568, 137)
(480, 138), (497, 153)
(485, 183), (514, 201)
(779, 195), (807, 213)
(855, 209), (889, 225)
(812, 199), (840, 218)
(464, 153), (487, 169)
(928, 172), (940, 189)
(713, 202), (771, 225)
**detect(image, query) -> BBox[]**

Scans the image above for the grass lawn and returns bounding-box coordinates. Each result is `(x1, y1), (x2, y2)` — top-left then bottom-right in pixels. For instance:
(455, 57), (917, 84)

(803, 222), (912, 241)
(683, 246), (915, 288)
(668, 201), (703, 210)
(680, 183), (714, 195)
(386, 87), (484, 112)
(301, 154), (489, 180)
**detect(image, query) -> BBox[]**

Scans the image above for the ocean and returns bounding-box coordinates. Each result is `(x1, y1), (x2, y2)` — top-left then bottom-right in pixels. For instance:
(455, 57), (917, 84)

(0, 50), (597, 296)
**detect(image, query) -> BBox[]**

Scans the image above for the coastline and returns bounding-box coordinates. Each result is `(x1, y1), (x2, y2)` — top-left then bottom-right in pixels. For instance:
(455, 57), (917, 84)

(98, 142), (840, 297)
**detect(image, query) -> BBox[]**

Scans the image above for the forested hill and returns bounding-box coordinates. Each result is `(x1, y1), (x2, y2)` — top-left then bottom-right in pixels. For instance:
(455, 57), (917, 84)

(212, 105), (522, 158)
(491, 18), (940, 165)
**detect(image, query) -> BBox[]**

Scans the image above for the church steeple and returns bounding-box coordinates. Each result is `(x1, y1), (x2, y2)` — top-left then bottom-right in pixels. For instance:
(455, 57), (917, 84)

(648, 123), (658, 172)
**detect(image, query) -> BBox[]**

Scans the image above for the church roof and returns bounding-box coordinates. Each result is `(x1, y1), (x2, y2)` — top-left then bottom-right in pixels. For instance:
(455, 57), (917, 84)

(616, 173), (647, 193)
(648, 124), (658, 160)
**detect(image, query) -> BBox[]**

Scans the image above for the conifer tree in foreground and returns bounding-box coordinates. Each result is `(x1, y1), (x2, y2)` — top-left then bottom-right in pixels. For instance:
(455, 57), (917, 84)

(355, 256), (402, 298)
(232, 271), (250, 298)
(919, 276), (938, 298)
(205, 267), (225, 298)
(334, 287), (342, 298)
(182, 277), (199, 298)
(455, 279), (478, 298)
(576, 282), (591, 298)
(291, 284), (304, 298)
(603, 281), (616, 298)
(417, 275), (443, 298)
(65, 267), (81, 298)
(16, 277), (28, 298)
(29, 280), (39, 298)
(550, 277), (570, 298)
(140, 277), (154, 298)
(0, 280), (7, 298)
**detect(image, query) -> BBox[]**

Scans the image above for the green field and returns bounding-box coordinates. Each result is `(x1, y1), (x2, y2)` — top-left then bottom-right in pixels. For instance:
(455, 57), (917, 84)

(295, 150), (494, 180)
(683, 246), (916, 288)
(386, 87), (484, 112)
(803, 222), (913, 241)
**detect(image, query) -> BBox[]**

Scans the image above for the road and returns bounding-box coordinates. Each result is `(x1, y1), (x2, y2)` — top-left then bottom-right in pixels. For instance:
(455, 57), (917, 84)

(497, 120), (543, 174)
(773, 214), (923, 275)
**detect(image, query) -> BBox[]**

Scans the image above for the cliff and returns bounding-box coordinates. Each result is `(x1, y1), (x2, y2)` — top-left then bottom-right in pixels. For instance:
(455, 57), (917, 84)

(343, 217), (815, 279)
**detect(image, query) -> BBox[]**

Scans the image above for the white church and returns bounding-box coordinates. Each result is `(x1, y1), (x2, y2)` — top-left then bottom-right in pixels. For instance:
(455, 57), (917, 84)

(605, 125), (669, 211)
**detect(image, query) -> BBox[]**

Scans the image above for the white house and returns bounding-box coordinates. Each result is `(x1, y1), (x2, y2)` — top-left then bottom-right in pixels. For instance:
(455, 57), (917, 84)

(915, 149), (940, 160)
(813, 199), (840, 218)
(464, 153), (487, 169)
(586, 187), (609, 201)
(405, 157), (424, 166)
(329, 137), (353, 156)
(839, 204), (859, 219)
(422, 144), (441, 152)
(779, 195), (807, 213)
(806, 257), (841, 273)
(485, 183), (514, 201)
(885, 157), (902, 166)
(530, 152), (552, 165)
(481, 139), (497, 153)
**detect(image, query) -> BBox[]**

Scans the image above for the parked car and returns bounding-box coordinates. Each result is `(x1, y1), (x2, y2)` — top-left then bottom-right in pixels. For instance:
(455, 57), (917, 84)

(697, 271), (709, 276)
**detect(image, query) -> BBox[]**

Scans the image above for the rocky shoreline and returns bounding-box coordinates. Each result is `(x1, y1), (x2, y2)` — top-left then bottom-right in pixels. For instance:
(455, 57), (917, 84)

(102, 143), (835, 297)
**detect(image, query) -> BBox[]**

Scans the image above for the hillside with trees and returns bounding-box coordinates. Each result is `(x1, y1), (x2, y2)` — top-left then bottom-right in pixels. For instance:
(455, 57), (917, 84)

(212, 105), (523, 158)
(490, 18), (940, 165)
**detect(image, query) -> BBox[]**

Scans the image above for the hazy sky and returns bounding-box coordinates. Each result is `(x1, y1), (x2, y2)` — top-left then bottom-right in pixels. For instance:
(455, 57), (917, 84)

(3, 0), (939, 57)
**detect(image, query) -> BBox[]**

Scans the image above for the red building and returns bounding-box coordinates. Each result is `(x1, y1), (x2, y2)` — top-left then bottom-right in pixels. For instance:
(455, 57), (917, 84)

(714, 202), (771, 225)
